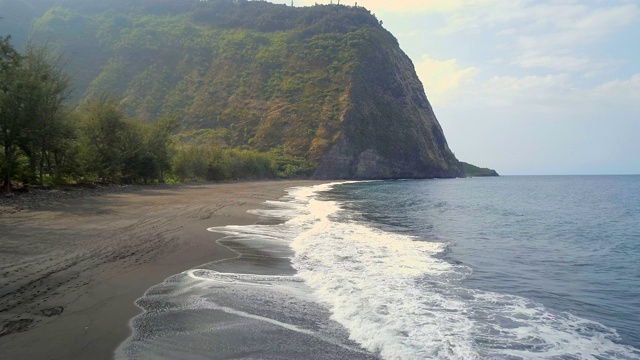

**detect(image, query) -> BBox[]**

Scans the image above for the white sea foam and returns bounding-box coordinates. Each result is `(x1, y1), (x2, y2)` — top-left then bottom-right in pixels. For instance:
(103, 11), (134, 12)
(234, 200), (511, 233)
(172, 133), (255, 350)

(273, 182), (640, 360)
(186, 269), (300, 287)
(284, 184), (478, 359)
(195, 299), (316, 335)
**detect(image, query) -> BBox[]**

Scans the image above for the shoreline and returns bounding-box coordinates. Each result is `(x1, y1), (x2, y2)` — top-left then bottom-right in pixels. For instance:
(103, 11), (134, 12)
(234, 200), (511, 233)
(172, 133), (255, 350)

(0, 180), (323, 360)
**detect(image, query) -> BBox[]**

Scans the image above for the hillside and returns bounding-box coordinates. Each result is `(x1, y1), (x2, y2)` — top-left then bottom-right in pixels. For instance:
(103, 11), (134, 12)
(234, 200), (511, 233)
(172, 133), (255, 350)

(1, 0), (464, 179)
(461, 162), (499, 177)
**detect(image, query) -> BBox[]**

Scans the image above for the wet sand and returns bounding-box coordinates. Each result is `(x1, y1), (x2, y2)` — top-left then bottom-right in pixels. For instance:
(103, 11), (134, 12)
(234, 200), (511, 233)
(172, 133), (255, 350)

(0, 181), (320, 360)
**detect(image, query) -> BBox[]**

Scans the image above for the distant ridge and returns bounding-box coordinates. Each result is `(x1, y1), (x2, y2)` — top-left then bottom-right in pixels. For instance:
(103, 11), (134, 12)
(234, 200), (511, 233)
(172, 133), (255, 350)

(461, 162), (499, 177)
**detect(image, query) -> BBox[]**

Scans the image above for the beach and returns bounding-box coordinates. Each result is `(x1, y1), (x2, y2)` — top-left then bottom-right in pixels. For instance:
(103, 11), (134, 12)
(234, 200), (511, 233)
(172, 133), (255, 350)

(0, 180), (320, 360)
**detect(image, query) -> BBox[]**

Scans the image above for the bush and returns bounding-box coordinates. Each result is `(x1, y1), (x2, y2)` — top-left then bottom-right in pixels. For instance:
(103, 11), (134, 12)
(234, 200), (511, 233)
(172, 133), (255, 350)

(169, 145), (313, 181)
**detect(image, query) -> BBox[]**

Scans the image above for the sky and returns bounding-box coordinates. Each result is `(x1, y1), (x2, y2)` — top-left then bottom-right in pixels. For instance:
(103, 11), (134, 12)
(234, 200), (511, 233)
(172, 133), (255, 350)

(269, 0), (640, 175)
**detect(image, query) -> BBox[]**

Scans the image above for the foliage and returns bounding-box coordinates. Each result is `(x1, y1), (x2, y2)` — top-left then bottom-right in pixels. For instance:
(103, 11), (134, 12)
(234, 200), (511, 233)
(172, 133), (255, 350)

(461, 162), (499, 177)
(0, 35), (22, 191)
(145, 116), (177, 181)
(0, 36), (312, 189)
(171, 144), (314, 182)
(1, 39), (71, 188)
(77, 95), (177, 184)
(18, 42), (72, 185)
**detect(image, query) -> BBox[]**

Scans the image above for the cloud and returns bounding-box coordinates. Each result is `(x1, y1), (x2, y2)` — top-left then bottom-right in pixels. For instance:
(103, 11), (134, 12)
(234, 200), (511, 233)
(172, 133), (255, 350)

(511, 54), (619, 75)
(419, 1), (640, 76)
(497, 2), (639, 74)
(420, 66), (603, 115)
(592, 73), (640, 103)
(515, 3), (639, 53)
(467, 73), (572, 109)
(437, 71), (640, 174)
(354, 0), (501, 14)
(449, 71), (640, 115)
(443, 1), (640, 38)
(414, 55), (477, 106)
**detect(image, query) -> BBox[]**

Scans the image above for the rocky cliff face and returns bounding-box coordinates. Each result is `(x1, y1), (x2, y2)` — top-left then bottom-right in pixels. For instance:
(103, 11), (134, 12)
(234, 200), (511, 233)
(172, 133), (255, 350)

(313, 28), (462, 179)
(3, 0), (463, 180)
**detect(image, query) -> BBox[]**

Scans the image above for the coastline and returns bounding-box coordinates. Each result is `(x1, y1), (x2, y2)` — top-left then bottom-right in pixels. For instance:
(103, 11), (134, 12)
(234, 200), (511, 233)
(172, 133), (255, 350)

(0, 180), (323, 360)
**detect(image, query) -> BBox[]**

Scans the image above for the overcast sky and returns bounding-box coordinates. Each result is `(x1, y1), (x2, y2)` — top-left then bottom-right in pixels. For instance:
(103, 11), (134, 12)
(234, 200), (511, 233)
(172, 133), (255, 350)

(269, 0), (640, 175)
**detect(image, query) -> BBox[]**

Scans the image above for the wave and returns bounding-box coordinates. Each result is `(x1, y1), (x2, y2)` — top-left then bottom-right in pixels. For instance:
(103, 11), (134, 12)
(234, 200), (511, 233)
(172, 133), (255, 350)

(118, 181), (640, 360)
(282, 182), (640, 359)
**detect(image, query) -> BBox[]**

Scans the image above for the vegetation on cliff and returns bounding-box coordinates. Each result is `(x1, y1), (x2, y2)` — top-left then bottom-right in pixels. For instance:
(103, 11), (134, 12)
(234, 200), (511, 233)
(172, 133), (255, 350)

(461, 162), (499, 177)
(1, 36), (314, 191)
(1, 0), (465, 186)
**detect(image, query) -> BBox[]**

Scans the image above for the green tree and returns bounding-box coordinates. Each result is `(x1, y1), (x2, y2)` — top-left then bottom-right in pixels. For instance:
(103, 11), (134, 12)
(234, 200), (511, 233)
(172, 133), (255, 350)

(0, 35), (22, 192)
(48, 112), (82, 183)
(119, 119), (146, 183)
(145, 115), (177, 182)
(18, 42), (72, 186)
(171, 145), (208, 181)
(79, 95), (144, 182)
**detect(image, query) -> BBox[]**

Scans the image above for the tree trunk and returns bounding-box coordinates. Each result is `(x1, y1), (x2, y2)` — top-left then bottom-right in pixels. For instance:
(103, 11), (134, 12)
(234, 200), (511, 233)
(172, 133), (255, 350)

(45, 152), (54, 183)
(39, 147), (45, 186)
(26, 144), (37, 184)
(5, 142), (12, 193)
(31, 158), (37, 183)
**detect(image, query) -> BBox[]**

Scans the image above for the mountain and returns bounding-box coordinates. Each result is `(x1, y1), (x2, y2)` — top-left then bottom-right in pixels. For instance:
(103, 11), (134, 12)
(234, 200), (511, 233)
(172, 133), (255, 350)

(0, 0), (464, 179)
(461, 162), (499, 177)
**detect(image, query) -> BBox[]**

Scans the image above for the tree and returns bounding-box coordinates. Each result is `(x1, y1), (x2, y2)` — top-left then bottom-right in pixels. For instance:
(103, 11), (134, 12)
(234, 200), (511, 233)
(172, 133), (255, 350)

(119, 120), (146, 183)
(0, 35), (22, 192)
(79, 94), (143, 181)
(145, 116), (177, 182)
(18, 42), (72, 186)
(0, 38), (73, 190)
(47, 112), (82, 183)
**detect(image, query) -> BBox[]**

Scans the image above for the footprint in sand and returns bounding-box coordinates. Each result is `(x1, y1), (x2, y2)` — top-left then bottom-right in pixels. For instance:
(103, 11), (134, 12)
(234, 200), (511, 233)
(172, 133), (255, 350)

(40, 306), (64, 317)
(0, 318), (33, 337)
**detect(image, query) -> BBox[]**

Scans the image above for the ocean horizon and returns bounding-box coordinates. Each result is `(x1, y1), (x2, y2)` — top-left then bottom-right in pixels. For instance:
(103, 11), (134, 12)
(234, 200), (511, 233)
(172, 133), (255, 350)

(117, 175), (640, 359)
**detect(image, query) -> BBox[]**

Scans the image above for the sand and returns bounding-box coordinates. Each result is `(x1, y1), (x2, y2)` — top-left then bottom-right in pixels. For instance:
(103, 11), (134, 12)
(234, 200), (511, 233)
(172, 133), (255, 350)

(0, 180), (320, 360)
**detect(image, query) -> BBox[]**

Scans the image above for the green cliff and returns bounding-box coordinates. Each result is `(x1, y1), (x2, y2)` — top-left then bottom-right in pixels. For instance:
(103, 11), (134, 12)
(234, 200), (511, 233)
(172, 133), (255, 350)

(461, 162), (499, 177)
(1, 0), (464, 179)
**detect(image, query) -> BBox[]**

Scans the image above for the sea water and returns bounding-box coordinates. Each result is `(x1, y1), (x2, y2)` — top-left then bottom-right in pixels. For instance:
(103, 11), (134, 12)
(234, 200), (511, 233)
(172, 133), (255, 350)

(117, 176), (640, 359)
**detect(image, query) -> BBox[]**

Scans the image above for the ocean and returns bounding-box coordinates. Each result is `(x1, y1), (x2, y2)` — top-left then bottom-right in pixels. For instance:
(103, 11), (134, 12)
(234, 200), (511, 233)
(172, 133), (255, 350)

(116, 176), (640, 359)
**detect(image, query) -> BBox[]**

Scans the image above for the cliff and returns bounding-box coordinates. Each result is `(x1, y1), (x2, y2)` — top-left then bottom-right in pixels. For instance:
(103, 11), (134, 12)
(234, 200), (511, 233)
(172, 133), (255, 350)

(1, 0), (463, 179)
(461, 162), (499, 177)
(312, 26), (461, 179)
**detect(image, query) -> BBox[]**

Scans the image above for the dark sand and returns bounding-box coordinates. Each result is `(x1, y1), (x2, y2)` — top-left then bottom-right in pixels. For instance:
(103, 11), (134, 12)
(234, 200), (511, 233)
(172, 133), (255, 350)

(0, 181), (321, 360)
